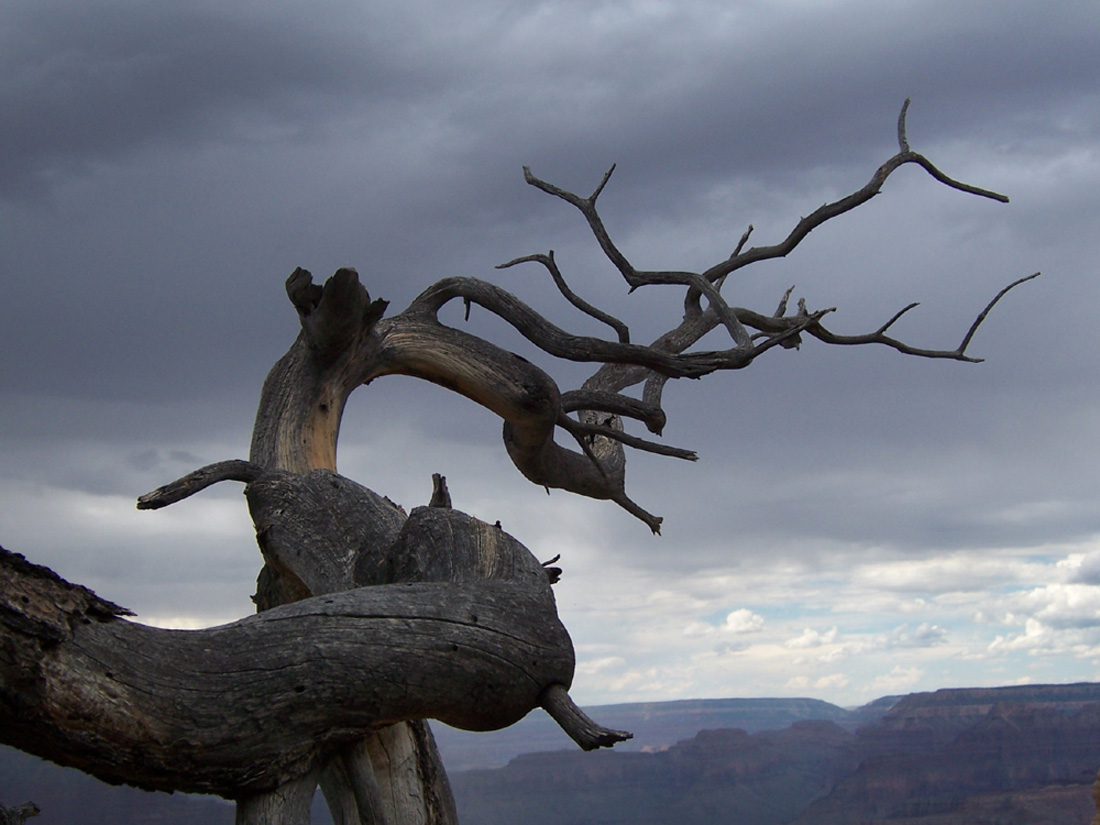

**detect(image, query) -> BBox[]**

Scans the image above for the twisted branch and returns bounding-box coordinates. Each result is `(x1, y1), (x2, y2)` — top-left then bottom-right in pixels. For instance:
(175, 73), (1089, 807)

(465, 101), (1030, 526)
(270, 103), (1037, 531)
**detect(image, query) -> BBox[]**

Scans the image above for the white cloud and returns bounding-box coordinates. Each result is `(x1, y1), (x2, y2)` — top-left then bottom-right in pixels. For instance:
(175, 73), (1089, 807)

(815, 673), (850, 690)
(785, 627), (839, 649)
(683, 622), (715, 638)
(871, 666), (924, 692)
(851, 555), (1046, 595)
(575, 656), (627, 677)
(724, 609), (765, 634)
(1070, 551), (1100, 585)
(988, 618), (1047, 655)
(885, 623), (949, 649)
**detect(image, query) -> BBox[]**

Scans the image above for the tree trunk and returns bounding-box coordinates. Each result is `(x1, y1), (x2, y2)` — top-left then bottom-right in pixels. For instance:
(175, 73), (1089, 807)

(242, 270), (460, 824)
(1, 267), (629, 824)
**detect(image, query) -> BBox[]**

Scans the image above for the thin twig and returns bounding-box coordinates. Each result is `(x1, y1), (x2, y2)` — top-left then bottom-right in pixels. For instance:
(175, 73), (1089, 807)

(558, 414), (697, 461)
(958, 272), (1040, 353)
(498, 252), (631, 343)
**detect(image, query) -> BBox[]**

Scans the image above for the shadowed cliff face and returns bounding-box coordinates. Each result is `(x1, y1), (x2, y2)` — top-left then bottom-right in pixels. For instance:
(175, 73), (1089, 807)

(450, 683), (1100, 825)
(796, 698), (1100, 825)
(856, 683), (1100, 757)
(5, 684), (1100, 824)
(452, 720), (861, 825)
(433, 695), (862, 771)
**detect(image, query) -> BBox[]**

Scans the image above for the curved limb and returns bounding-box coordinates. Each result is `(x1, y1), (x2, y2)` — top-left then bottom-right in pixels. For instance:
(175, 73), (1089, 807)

(0, 543), (573, 797)
(136, 459), (264, 509)
(540, 684), (633, 751)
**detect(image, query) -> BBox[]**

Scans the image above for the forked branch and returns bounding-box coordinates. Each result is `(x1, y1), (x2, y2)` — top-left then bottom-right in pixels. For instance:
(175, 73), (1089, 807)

(805, 272), (1041, 359)
(283, 103), (1035, 531)
(469, 102), (1031, 525)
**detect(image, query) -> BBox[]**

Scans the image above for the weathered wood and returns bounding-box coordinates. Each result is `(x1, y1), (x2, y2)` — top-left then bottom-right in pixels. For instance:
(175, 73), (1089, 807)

(137, 460), (264, 510)
(361, 723), (458, 825)
(539, 683), (632, 751)
(244, 268), (461, 824)
(249, 267), (387, 477)
(319, 739), (390, 825)
(236, 772), (318, 825)
(0, 544), (572, 796)
(240, 464), (567, 823)
(245, 469), (408, 596)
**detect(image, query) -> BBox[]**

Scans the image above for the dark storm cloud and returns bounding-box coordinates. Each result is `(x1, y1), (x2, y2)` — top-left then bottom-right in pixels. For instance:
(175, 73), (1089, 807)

(0, 1), (451, 200)
(3, 0), (1091, 459)
(6, 0), (1096, 204)
(434, 0), (1100, 197)
(2, 0), (1099, 701)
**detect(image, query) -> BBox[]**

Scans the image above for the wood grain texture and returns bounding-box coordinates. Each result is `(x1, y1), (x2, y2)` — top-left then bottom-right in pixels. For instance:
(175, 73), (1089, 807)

(1, 545), (571, 796)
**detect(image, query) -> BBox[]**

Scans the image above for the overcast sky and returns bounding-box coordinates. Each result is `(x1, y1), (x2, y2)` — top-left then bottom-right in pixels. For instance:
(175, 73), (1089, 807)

(2, 0), (1099, 711)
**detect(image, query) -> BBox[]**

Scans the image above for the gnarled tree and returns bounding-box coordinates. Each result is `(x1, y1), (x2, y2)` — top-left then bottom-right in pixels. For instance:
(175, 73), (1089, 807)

(0, 103), (1036, 824)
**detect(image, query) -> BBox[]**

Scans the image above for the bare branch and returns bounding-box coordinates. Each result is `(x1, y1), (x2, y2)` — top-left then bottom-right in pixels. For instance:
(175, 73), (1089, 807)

(897, 97), (911, 152)
(906, 153), (1011, 203)
(957, 272), (1041, 353)
(523, 165), (638, 286)
(641, 373), (671, 431)
(774, 286), (796, 318)
(498, 251), (631, 343)
(689, 101), (1009, 292)
(522, 101), (1013, 366)
(805, 273), (1039, 360)
(560, 389), (666, 435)
(877, 302), (921, 334)
(522, 167), (755, 350)
(590, 163), (617, 201)
(399, 276), (759, 379)
(612, 496), (664, 535)
(279, 103), (1032, 532)
(732, 225), (754, 259)
(557, 412), (697, 461)
(136, 459), (263, 509)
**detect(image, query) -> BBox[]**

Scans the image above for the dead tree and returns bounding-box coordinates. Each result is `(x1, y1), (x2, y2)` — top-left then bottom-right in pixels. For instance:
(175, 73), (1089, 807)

(0, 103), (1036, 824)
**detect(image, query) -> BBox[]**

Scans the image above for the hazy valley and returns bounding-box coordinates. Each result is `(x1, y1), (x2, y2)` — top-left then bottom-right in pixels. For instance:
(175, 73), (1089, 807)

(4, 683), (1100, 824)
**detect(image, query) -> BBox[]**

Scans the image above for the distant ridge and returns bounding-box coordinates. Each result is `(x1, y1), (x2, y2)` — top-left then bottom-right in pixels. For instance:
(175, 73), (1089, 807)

(889, 681), (1100, 710)
(5, 683), (1099, 824)
(793, 684), (1100, 825)
(0, 694), (869, 821)
(0, 748), (232, 825)
(857, 681), (1100, 756)
(449, 682), (1100, 825)
(433, 695), (860, 771)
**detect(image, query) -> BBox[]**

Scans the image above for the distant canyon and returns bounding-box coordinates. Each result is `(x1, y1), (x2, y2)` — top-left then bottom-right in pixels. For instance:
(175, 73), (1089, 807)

(4, 683), (1100, 825)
